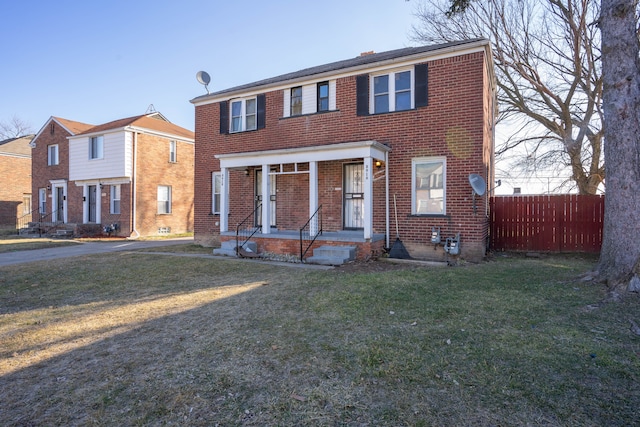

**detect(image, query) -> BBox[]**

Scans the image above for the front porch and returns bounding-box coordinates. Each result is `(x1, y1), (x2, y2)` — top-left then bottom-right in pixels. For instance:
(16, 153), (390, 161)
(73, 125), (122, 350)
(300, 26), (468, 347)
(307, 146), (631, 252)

(215, 229), (386, 264)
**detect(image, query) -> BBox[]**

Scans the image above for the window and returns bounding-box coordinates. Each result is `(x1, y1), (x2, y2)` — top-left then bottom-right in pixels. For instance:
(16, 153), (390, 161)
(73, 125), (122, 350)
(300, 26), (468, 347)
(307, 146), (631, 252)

(317, 82), (329, 112)
(212, 172), (222, 214)
(23, 194), (32, 215)
(39, 188), (47, 214)
(157, 185), (172, 214)
(290, 87), (302, 116)
(169, 140), (177, 163)
(231, 98), (257, 132)
(373, 70), (413, 114)
(47, 144), (59, 165)
(111, 185), (121, 214)
(412, 158), (445, 215)
(89, 136), (103, 159)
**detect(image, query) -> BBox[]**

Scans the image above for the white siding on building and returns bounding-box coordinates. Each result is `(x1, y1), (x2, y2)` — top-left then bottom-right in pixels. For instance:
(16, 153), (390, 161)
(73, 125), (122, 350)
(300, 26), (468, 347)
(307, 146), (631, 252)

(69, 130), (132, 181)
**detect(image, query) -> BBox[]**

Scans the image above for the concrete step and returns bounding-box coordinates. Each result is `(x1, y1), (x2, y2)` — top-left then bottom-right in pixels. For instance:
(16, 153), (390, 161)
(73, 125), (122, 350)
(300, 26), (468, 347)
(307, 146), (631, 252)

(213, 240), (257, 257)
(306, 245), (356, 266)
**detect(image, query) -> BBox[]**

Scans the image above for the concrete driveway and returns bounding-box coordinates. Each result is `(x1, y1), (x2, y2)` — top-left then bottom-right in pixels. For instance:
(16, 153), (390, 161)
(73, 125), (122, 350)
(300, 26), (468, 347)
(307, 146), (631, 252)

(0, 237), (194, 267)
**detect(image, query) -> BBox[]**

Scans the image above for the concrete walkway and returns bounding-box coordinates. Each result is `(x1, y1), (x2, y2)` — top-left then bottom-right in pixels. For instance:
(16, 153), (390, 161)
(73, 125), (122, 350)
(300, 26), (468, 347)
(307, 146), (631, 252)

(0, 238), (194, 267)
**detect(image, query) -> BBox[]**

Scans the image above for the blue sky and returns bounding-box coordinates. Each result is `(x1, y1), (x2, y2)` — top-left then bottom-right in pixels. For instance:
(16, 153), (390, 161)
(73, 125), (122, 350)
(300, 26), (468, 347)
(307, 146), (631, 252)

(1, 0), (416, 133)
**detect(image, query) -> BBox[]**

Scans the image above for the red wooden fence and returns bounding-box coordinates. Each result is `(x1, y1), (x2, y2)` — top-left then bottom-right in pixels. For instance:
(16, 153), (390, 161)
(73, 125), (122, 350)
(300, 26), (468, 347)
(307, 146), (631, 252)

(490, 195), (604, 253)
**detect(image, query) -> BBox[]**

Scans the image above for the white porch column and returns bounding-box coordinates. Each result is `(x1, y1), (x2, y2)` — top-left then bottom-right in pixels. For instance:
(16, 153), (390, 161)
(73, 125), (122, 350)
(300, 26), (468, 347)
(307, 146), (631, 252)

(364, 157), (373, 240)
(261, 164), (271, 234)
(96, 186), (102, 224)
(309, 161), (319, 236)
(82, 185), (89, 224)
(220, 167), (229, 232)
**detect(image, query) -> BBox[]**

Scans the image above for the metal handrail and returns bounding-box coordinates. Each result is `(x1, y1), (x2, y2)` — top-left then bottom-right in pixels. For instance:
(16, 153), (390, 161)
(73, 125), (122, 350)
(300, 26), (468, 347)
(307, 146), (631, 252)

(300, 205), (323, 262)
(15, 207), (40, 235)
(236, 203), (262, 256)
(16, 207), (64, 237)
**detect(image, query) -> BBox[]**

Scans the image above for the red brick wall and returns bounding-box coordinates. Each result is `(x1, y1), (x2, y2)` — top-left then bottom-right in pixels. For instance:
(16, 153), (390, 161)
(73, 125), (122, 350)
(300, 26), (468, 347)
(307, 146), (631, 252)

(31, 121), (71, 219)
(0, 154), (31, 227)
(194, 51), (494, 261)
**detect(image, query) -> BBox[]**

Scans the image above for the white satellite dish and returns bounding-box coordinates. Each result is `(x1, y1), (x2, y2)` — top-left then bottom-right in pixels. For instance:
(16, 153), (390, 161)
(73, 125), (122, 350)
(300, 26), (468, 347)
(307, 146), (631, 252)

(196, 71), (211, 94)
(468, 174), (487, 196)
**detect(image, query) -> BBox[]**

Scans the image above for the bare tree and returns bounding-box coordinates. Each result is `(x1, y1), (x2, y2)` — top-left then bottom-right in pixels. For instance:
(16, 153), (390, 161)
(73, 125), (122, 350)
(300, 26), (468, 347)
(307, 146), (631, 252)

(411, 0), (604, 194)
(0, 116), (32, 140)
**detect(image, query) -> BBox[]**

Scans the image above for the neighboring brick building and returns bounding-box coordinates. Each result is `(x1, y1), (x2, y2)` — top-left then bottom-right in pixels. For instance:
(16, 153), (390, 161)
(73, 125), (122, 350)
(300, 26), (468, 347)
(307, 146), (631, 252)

(30, 113), (194, 237)
(191, 39), (496, 262)
(0, 135), (33, 229)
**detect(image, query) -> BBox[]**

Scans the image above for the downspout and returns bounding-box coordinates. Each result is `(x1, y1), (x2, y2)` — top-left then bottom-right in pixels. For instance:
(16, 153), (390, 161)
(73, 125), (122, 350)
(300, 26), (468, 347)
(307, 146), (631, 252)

(385, 150), (390, 249)
(129, 130), (140, 239)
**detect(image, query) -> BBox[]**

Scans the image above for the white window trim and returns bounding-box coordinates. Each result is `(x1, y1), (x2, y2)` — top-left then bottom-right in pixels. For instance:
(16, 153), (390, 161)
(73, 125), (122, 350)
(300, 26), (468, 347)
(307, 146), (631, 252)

(169, 140), (177, 163)
(89, 135), (104, 160)
(411, 156), (446, 215)
(282, 80), (337, 117)
(48, 144), (59, 165)
(157, 185), (172, 214)
(111, 184), (121, 214)
(212, 172), (222, 214)
(370, 68), (414, 114)
(230, 97), (257, 133)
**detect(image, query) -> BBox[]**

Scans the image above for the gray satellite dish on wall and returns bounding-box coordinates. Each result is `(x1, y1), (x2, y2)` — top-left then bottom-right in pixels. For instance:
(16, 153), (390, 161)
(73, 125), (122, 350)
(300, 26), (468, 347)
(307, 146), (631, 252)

(469, 173), (487, 214)
(469, 174), (487, 196)
(196, 71), (211, 94)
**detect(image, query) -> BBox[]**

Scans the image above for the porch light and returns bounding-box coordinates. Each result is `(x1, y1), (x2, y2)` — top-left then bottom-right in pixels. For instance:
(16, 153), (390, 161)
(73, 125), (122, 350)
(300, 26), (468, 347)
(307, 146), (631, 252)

(46, 185), (51, 191)
(244, 168), (250, 176)
(375, 160), (382, 169)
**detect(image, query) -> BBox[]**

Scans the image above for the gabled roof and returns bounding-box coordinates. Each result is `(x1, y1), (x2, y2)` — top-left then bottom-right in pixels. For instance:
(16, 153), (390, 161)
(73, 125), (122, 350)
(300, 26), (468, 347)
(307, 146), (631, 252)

(0, 134), (34, 157)
(76, 113), (194, 141)
(191, 38), (489, 103)
(53, 117), (94, 135)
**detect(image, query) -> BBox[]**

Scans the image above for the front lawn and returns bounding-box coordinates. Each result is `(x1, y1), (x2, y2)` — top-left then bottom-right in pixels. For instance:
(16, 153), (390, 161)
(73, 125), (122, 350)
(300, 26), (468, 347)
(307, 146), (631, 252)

(0, 253), (637, 426)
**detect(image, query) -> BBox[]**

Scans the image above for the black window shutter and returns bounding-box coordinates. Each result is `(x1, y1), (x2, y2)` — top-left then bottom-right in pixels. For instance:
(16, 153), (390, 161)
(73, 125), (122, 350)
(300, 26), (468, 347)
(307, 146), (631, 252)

(257, 94), (266, 129)
(415, 63), (429, 108)
(356, 74), (369, 116)
(219, 101), (229, 134)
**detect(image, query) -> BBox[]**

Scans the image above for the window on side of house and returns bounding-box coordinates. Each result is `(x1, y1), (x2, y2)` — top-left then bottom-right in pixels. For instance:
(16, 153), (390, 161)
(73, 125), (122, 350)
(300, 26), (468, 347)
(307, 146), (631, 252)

(157, 185), (172, 214)
(231, 98), (257, 133)
(212, 172), (222, 214)
(89, 135), (104, 159)
(372, 69), (413, 114)
(412, 157), (445, 215)
(290, 87), (303, 116)
(111, 185), (121, 214)
(47, 144), (59, 165)
(317, 81), (329, 112)
(169, 140), (177, 163)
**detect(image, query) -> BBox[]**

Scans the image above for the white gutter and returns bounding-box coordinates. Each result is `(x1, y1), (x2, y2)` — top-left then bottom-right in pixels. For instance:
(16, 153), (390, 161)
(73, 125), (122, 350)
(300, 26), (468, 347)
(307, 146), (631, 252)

(129, 130), (140, 239)
(385, 150), (390, 249)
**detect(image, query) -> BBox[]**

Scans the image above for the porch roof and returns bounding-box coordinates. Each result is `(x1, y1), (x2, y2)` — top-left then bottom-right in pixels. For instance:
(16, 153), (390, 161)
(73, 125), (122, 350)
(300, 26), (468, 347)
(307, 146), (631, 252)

(215, 140), (390, 169)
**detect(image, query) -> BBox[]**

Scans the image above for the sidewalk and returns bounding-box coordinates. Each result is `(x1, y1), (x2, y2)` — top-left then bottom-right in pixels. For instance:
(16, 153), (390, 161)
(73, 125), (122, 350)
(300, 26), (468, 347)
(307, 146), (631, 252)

(0, 238), (194, 267)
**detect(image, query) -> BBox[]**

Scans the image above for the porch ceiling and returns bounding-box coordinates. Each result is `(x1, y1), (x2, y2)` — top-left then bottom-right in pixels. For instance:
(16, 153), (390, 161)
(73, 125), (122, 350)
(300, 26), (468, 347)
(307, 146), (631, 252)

(215, 140), (390, 169)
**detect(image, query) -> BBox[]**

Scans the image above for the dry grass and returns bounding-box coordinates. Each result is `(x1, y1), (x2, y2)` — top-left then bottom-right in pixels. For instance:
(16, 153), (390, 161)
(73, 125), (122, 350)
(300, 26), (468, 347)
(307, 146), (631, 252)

(0, 236), (79, 253)
(0, 252), (638, 426)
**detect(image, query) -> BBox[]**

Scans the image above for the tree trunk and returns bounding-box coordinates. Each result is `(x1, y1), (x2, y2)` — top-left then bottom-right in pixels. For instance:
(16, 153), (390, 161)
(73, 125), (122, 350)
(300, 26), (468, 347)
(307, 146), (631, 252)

(598, 0), (640, 292)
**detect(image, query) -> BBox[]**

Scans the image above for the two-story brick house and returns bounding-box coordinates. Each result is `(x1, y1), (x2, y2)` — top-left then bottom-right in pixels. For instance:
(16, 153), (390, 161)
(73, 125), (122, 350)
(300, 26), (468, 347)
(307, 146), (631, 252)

(31, 113), (195, 237)
(191, 39), (496, 262)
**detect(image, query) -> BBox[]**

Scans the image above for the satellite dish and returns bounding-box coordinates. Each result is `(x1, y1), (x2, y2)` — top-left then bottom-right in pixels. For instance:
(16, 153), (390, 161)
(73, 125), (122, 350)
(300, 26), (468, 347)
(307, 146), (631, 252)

(196, 71), (211, 94)
(468, 174), (486, 196)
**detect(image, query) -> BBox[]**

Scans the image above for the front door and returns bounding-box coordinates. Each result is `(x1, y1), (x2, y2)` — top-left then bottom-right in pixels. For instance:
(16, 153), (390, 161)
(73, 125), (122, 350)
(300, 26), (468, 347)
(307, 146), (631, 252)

(343, 163), (364, 229)
(55, 187), (64, 222)
(88, 185), (97, 223)
(255, 170), (276, 227)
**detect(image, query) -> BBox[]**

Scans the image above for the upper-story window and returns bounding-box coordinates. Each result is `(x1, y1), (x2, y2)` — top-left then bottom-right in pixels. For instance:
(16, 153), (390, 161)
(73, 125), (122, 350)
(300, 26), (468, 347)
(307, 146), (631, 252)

(169, 140), (177, 163)
(317, 82), (329, 112)
(231, 98), (257, 132)
(48, 144), (59, 166)
(89, 136), (103, 160)
(357, 63), (428, 116)
(290, 87), (302, 116)
(373, 70), (413, 114)
(283, 80), (336, 117)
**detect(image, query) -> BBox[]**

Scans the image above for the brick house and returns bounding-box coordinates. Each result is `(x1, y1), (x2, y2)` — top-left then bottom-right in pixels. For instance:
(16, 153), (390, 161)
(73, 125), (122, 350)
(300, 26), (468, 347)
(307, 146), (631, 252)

(0, 135), (33, 229)
(30, 113), (194, 237)
(191, 39), (496, 262)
